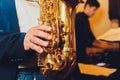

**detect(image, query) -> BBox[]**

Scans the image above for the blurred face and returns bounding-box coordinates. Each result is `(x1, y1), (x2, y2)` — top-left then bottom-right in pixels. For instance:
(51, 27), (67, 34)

(85, 4), (98, 17)
(88, 6), (98, 17)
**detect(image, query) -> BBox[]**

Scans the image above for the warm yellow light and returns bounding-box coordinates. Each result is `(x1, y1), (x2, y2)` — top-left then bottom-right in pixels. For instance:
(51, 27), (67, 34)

(61, 3), (66, 22)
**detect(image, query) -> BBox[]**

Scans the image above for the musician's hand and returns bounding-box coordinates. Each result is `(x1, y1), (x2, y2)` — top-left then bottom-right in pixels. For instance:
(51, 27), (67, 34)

(99, 41), (114, 50)
(93, 40), (114, 50)
(24, 25), (52, 54)
(86, 47), (104, 57)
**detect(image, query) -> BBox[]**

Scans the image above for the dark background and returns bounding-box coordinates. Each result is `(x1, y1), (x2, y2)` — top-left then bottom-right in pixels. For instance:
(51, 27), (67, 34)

(109, 0), (120, 26)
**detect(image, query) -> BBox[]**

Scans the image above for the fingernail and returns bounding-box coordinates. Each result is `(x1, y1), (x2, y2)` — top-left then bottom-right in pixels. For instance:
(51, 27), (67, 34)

(39, 49), (43, 53)
(48, 27), (52, 31)
(48, 36), (52, 39)
(44, 42), (49, 47)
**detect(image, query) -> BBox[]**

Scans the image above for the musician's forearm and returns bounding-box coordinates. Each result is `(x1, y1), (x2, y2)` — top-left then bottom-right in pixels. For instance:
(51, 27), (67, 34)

(86, 47), (104, 57)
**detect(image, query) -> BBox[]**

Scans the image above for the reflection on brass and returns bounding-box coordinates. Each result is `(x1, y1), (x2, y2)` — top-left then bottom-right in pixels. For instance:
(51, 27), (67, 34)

(27, 0), (79, 79)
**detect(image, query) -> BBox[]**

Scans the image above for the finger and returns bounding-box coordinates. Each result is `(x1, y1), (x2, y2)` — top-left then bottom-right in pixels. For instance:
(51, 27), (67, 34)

(108, 43), (114, 46)
(30, 36), (49, 47)
(33, 30), (52, 40)
(37, 25), (52, 32)
(29, 41), (44, 53)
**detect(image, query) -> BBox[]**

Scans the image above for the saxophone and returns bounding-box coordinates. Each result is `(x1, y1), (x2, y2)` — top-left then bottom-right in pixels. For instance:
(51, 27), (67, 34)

(27, 0), (81, 79)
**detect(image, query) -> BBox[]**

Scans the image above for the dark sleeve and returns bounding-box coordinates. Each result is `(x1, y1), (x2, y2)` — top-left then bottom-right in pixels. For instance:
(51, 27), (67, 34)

(0, 32), (33, 62)
(75, 13), (86, 48)
(75, 13), (87, 62)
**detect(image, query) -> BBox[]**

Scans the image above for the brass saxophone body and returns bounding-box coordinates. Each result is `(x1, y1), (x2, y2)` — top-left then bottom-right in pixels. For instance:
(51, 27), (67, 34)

(27, 0), (81, 79)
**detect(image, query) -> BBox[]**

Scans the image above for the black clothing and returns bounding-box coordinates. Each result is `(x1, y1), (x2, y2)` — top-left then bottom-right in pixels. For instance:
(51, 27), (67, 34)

(75, 12), (120, 80)
(75, 12), (95, 63)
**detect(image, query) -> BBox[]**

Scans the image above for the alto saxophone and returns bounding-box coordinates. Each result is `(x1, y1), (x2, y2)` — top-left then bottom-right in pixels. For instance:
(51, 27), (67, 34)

(27, 0), (81, 79)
